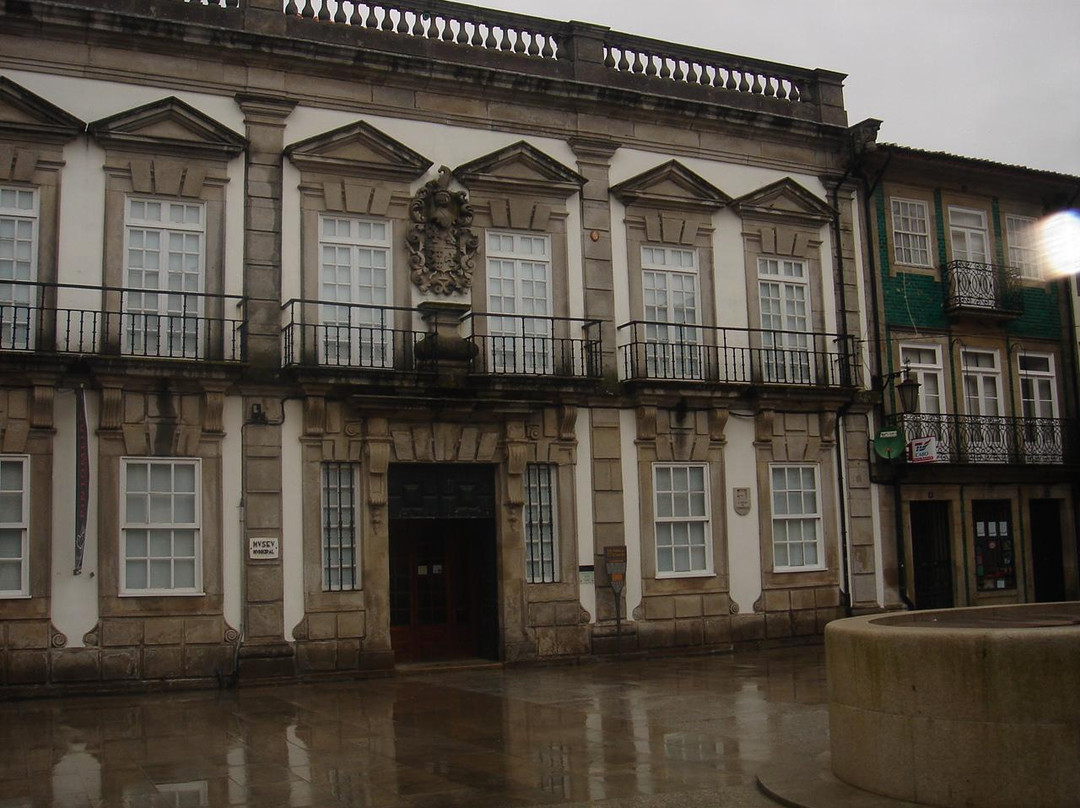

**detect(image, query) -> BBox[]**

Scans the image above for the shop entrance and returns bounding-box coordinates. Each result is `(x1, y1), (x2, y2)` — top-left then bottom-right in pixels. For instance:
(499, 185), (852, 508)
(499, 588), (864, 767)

(1030, 499), (1066, 602)
(910, 501), (953, 609)
(388, 464), (498, 664)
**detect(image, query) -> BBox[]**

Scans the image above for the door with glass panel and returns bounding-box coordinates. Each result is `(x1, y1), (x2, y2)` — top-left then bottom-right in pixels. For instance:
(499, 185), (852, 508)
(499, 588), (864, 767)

(962, 350), (1008, 461)
(899, 344), (950, 460)
(758, 258), (812, 383)
(642, 246), (701, 379)
(949, 207), (993, 307)
(486, 231), (552, 374)
(0, 188), (38, 350)
(1018, 353), (1060, 462)
(319, 216), (392, 368)
(125, 199), (204, 358)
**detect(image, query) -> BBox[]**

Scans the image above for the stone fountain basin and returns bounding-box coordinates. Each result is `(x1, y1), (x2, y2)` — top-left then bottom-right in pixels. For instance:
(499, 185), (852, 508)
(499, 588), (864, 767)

(826, 603), (1080, 808)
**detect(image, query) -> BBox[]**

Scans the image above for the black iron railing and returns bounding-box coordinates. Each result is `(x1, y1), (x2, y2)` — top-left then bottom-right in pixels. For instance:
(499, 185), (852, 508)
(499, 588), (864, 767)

(0, 280), (246, 361)
(617, 321), (858, 387)
(894, 413), (1077, 465)
(281, 299), (430, 371)
(941, 260), (1024, 316)
(462, 313), (602, 379)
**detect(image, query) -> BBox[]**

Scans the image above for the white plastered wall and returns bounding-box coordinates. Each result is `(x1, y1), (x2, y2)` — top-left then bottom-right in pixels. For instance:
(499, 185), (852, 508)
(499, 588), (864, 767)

(51, 388), (99, 647)
(281, 399), (304, 641)
(724, 413), (762, 615)
(619, 408), (642, 620)
(574, 407), (596, 621)
(221, 397), (244, 634)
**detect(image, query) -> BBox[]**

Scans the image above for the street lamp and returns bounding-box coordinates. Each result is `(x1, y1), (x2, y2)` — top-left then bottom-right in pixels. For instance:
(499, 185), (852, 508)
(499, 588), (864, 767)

(878, 366), (921, 414)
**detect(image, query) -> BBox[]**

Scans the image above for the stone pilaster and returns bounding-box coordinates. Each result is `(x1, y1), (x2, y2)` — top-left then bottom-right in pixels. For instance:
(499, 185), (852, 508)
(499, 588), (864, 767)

(236, 94), (295, 370)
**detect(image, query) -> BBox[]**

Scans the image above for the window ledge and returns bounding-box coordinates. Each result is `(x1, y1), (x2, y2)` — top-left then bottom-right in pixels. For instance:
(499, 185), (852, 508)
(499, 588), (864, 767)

(772, 566), (828, 574)
(119, 590), (205, 598)
(655, 570), (714, 580)
(0, 592), (31, 600)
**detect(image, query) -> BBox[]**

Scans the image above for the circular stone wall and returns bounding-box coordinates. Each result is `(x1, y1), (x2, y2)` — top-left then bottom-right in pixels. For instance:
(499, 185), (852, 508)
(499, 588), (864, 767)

(826, 603), (1080, 808)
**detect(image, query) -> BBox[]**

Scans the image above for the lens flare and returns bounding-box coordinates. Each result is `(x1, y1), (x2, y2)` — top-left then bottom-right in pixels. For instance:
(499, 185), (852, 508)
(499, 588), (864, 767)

(1037, 210), (1080, 278)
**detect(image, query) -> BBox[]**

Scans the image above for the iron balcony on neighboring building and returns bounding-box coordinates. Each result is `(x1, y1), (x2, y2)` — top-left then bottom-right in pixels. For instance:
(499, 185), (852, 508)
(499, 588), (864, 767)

(281, 300), (603, 381)
(941, 260), (1024, 318)
(617, 321), (859, 388)
(893, 413), (1078, 465)
(0, 280), (247, 363)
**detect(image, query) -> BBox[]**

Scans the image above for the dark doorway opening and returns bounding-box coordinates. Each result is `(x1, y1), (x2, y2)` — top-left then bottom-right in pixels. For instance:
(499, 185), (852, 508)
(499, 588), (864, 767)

(1030, 499), (1066, 603)
(910, 501), (953, 609)
(388, 464), (499, 664)
(972, 499), (1015, 593)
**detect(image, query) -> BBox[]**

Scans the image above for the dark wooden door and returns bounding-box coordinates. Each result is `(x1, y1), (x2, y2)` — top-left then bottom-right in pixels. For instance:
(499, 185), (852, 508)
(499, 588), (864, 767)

(389, 518), (496, 663)
(910, 501), (953, 609)
(1031, 499), (1066, 602)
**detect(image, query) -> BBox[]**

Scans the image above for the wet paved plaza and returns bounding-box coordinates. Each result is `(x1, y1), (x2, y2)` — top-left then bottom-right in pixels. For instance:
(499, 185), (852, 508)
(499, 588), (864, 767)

(0, 646), (830, 808)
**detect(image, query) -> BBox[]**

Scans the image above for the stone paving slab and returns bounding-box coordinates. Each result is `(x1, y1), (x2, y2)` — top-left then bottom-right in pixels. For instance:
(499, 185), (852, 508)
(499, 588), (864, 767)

(0, 646), (864, 808)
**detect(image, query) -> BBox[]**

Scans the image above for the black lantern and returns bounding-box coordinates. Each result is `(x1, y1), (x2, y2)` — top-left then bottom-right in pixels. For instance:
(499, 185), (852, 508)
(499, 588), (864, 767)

(896, 370), (921, 414)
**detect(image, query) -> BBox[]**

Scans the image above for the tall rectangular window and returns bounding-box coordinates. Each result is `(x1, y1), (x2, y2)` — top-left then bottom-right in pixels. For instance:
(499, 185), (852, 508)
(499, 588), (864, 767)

(125, 198), (205, 358)
(322, 462), (359, 591)
(0, 187), (38, 350)
(0, 456), (28, 597)
(771, 465), (823, 570)
(899, 344), (944, 414)
(758, 257), (811, 383)
(1006, 215), (1039, 278)
(948, 206), (990, 263)
(524, 464), (558, 583)
(1018, 353), (1057, 419)
(319, 216), (391, 368)
(890, 198), (931, 267)
(122, 459), (200, 594)
(642, 245), (701, 379)
(653, 463), (710, 576)
(486, 231), (553, 373)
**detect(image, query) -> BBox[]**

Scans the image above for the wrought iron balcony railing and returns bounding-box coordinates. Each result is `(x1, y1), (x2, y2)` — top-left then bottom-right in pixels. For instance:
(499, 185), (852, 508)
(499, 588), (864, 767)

(282, 302), (604, 381)
(462, 313), (602, 379)
(617, 321), (859, 388)
(0, 280), (246, 362)
(941, 260), (1024, 317)
(894, 413), (1077, 465)
(281, 299), (430, 371)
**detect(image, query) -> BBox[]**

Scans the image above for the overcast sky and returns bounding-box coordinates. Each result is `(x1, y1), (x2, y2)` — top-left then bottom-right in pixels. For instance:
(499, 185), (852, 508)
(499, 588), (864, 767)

(475, 0), (1080, 177)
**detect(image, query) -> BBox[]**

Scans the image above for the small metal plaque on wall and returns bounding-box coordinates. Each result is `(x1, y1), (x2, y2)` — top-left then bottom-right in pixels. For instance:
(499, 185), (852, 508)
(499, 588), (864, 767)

(249, 537), (279, 560)
(733, 487), (751, 516)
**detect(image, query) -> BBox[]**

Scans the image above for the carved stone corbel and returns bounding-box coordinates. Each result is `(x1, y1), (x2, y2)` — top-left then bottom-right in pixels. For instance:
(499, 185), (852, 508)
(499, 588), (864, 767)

(365, 439), (391, 507)
(202, 389), (225, 434)
(708, 408), (729, 443)
(819, 411), (838, 445)
(304, 395), (326, 436)
(29, 385), (54, 430)
(636, 406), (657, 442)
(754, 409), (775, 445)
(558, 404), (577, 441)
(100, 387), (123, 431)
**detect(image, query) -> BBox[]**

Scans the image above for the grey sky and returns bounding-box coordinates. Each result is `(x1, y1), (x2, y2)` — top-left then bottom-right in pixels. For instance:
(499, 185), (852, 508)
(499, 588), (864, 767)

(478, 0), (1080, 177)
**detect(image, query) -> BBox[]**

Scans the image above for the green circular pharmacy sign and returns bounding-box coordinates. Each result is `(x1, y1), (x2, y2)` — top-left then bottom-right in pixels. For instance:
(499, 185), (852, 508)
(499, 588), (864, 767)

(873, 427), (906, 460)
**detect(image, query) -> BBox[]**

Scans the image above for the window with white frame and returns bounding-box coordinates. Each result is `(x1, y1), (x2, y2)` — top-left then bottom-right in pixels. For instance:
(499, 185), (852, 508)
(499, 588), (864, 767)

(322, 462), (359, 591)
(524, 463), (559, 583)
(486, 231), (553, 374)
(899, 344), (945, 414)
(319, 216), (392, 368)
(1018, 353), (1057, 419)
(642, 245), (701, 379)
(1006, 215), (1039, 279)
(890, 198), (932, 267)
(125, 198), (205, 358)
(0, 187), (38, 350)
(758, 257), (812, 383)
(121, 459), (200, 594)
(0, 456), (28, 597)
(771, 465), (823, 570)
(948, 206), (990, 263)
(653, 464), (710, 576)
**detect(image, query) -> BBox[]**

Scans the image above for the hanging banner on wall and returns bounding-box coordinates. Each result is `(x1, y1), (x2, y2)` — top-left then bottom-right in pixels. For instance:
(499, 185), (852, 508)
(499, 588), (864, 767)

(73, 386), (90, 575)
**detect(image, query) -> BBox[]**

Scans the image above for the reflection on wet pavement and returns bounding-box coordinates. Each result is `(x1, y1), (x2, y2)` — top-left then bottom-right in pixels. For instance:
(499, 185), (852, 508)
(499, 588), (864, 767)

(0, 646), (827, 807)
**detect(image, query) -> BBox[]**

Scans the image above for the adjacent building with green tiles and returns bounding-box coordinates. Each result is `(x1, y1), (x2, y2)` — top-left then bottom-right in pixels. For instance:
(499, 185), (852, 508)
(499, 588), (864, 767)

(856, 137), (1080, 611)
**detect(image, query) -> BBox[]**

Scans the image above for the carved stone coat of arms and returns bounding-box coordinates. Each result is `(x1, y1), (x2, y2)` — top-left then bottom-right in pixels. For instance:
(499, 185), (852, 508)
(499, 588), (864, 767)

(406, 166), (479, 295)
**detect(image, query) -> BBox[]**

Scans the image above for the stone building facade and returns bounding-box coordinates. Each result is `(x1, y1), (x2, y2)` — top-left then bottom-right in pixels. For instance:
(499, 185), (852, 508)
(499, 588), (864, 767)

(3, 0), (883, 692)
(857, 138), (1080, 611)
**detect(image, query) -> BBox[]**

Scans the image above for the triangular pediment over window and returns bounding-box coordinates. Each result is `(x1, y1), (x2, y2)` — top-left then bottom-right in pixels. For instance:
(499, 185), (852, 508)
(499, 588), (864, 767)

(734, 177), (834, 226)
(611, 160), (731, 212)
(88, 97), (246, 160)
(454, 141), (585, 197)
(285, 120), (432, 181)
(0, 77), (84, 144)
